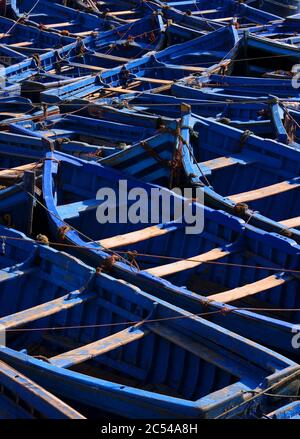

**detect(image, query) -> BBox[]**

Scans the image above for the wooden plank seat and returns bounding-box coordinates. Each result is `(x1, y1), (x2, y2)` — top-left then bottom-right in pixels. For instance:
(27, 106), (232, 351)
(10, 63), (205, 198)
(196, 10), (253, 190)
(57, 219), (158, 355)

(229, 178), (300, 204)
(0, 291), (95, 330)
(199, 153), (255, 172)
(208, 274), (290, 303)
(279, 216), (300, 229)
(106, 10), (136, 17)
(43, 22), (74, 29)
(0, 267), (38, 284)
(64, 62), (106, 72)
(9, 42), (33, 47)
(98, 225), (174, 250)
(146, 247), (231, 277)
(91, 53), (132, 63)
(0, 162), (42, 179)
(50, 325), (148, 368)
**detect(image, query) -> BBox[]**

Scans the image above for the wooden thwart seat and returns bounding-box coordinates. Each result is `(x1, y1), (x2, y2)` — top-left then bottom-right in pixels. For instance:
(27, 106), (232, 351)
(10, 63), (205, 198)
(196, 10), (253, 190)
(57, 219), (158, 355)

(99, 225), (171, 249)
(50, 326), (147, 368)
(229, 179), (300, 204)
(66, 62), (105, 72)
(0, 162), (41, 179)
(200, 153), (253, 171)
(43, 22), (73, 29)
(280, 216), (300, 229)
(0, 292), (94, 330)
(146, 247), (230, 277)
(208, 274), (289, 303)
(10, 42), (33, 47)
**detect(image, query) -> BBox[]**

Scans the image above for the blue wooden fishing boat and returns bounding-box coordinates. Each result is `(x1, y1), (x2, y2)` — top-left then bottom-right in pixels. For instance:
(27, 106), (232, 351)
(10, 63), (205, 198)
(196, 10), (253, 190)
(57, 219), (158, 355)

(0, 97), (34, 122)
(246, 0), (300, 17)
(90, 12), (166, 57)
(3, 112), (166, 160)
(72, 0), (163, 23)
(173, 74), (300, 102)
(0, 225), (299, 418)
(176, 114), (300, 241)
(0, 16), (75, 56)
(107, 90), (295, 141)
(40, 25), (239, 103)
(40, 150), (300, 358)
(160, 0), (282, 25)
(231, 32), (300, 77)
(0, 360), (85, 419)
(0, 141), (43, 235)
(8, 0), (118, 36)
(1, 14), (169, 99)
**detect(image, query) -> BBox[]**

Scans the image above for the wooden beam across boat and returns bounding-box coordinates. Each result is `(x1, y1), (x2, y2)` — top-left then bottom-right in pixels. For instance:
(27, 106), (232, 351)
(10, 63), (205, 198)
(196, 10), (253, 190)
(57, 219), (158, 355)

(67, 62), (106, 72)
(43, 22), (73, 29)
(280, 216), (300, 229)
(91, 53), (132, 63)
(0, 162), (41, 178)
(0, 292), (95, 330)
(146, 247), (230, 277)
(200, 154), (254, 171)
(208, 274), (289, 303)
(229, 179), (300, 204)
(50, 326), (148, 369)
(9, 42), (33, 47)
(99, 225), (171, 249)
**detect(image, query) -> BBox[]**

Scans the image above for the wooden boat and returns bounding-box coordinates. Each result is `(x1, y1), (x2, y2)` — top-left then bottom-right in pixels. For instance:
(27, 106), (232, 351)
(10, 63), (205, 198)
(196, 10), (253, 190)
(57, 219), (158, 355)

(100, 121), (187, 187)
(108, 90), (294, 141)
(2, 13), (168, 99)
(178, 114), (300, 241)
(0, 360), (85, 419)
(69, 0), (163, 23)
(0, 16), (75, 57)
(173, 74), (300, 102)
(90, 13), (167, 58)
(0, 97), (34, 122)
(0, 225), (299, 418)
(160, 0), (282, 26)
(0, 140), (45, 234)
(6, 106), (175, 160)
(40, 25), (239, 103)
(0, 44), (28, 66)
(245, 0), (299, 17)
(8, 0), (118, 36)
(42, 150), (300, 357)
(229, 32), (300, 77)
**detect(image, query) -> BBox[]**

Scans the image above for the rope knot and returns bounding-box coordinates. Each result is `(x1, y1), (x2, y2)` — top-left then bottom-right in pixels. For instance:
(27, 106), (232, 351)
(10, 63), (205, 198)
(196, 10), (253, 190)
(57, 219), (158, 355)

(220, 306), (231, 316)
(234, 202), (249, 216)
(100, 255), (120, 272)
(58, 226), (71, 240)
(36, 234), (49, 246)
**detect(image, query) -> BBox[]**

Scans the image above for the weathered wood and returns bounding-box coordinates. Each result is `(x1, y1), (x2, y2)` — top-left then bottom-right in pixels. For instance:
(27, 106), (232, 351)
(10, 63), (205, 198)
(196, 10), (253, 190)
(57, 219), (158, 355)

(67, 62), (106, 72)
(9, 41), (33, 47)
(208, 275), (288, 303)
(43, 22), (73, 29)
(0, 162), (41, 178)
(146, 248), (230, 277)
(99, 225), (170, 249)
(50, 326), (147, 368)
(200, 154), (252, 171)
(0, 292), (94, 329)
(280, 216), (300, 229)
(229, 180), (300, 203)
